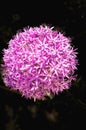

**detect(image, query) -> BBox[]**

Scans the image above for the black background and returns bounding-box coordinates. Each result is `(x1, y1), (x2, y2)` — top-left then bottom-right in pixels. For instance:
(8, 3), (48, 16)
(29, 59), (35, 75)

(0, 0), (86, 130)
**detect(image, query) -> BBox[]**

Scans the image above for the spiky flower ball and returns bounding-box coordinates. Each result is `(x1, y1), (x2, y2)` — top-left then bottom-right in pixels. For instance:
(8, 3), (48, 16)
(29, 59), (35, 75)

(2, 25), (78, 101)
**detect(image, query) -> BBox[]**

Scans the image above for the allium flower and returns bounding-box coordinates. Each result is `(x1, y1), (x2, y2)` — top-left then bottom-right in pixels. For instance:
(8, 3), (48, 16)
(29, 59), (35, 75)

(2, 25), (78, 101)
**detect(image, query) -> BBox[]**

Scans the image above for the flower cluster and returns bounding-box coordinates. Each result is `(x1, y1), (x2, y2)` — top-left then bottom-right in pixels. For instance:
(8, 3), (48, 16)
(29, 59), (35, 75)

(2, 25), (78, 101)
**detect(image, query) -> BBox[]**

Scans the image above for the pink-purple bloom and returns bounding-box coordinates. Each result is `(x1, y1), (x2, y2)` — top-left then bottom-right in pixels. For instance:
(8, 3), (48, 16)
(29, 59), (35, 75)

(2, 25), (78, 101)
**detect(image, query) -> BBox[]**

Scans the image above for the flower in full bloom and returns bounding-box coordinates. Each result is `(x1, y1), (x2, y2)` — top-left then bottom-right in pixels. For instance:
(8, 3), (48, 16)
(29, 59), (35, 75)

(1, 25), (78, 101)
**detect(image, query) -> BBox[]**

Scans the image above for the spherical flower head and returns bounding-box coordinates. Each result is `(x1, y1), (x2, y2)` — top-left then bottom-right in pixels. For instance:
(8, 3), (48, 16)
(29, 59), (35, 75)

(2, 25), (78, 101)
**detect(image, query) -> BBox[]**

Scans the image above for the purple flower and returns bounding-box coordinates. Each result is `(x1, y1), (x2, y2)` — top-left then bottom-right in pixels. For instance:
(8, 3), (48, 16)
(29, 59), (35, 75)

(2, 25), (78, 101)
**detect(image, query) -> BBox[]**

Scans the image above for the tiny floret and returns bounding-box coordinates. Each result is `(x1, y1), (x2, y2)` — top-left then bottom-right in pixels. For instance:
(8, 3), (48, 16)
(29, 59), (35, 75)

(2, 25), (78, 101)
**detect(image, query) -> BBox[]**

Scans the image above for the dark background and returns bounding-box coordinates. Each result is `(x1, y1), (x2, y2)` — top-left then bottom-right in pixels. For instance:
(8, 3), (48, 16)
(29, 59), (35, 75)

(0, 0), (86, 130)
